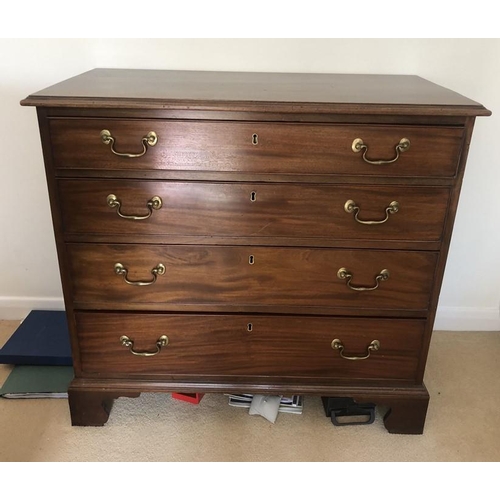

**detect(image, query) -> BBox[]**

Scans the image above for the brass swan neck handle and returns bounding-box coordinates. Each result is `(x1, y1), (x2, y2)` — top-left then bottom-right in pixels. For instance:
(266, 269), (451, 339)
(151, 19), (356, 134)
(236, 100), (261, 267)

(337, 267), (390, 291)
(352, 137), (410, 165)
(100, 129), (158, 158)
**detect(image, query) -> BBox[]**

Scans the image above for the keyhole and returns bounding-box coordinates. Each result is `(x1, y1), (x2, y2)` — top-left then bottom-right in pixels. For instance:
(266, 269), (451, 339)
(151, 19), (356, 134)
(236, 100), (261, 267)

(252, 133), (258, 145)
(249, 255), (255, 265)
(250, 191), (257, 202)
(247, 323), (253, 332)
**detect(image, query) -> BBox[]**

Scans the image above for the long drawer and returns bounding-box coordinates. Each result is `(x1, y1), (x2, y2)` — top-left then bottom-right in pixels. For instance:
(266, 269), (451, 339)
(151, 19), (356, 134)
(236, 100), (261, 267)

(58, 179), (450, 243)
(67, 244), (437, 312)
(75, 312), (425, 382)
(50, 119), (463, 177)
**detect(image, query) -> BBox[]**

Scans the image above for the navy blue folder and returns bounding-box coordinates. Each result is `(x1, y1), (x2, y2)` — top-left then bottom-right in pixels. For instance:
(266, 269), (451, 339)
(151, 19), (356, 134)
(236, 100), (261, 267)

(0, 310), (73, 366)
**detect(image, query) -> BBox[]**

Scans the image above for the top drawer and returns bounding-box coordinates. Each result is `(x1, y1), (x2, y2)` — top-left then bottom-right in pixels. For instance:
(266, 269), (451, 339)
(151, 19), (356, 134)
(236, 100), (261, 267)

(49, 119), (464, 177)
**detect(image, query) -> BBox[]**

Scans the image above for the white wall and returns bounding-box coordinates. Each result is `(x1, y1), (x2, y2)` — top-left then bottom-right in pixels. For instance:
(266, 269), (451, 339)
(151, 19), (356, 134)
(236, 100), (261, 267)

(1, 39), (499, 329)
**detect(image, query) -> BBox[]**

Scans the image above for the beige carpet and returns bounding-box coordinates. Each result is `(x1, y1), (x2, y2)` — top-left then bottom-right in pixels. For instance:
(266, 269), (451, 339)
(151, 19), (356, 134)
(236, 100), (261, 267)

(1, 320), (499, 462)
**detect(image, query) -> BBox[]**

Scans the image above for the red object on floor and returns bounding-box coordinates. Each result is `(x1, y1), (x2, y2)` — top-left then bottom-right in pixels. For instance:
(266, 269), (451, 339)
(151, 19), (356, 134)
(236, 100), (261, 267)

(171, 392), (205, 404)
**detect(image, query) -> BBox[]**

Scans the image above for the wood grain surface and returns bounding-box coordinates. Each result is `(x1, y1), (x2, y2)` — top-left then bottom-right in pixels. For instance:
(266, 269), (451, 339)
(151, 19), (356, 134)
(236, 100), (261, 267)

(75, 312), (424, 381)
(21, 69), (491, 117)
(49, 119), (464, 177)
(67, 244), (438, 312)
(58, 179), (450, 243)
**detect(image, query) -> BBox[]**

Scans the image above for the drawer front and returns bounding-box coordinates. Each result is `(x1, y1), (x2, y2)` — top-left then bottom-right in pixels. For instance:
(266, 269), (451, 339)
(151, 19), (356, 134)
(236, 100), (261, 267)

(58, 179), (450, 243)
(75, 313), (424, 382)
(67, 244), (437, 311)
(50, 119), (463, 177)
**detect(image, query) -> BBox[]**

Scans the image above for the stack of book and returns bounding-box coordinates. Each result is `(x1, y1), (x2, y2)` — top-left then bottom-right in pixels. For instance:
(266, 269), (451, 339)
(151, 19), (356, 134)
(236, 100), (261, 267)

(226, 394), (303, 414)
(0, 310), (73, 399)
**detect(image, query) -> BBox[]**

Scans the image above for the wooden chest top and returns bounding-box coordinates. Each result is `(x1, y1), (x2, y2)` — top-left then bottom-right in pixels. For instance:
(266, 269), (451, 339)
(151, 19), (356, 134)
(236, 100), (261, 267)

(21, 68), (490, 116)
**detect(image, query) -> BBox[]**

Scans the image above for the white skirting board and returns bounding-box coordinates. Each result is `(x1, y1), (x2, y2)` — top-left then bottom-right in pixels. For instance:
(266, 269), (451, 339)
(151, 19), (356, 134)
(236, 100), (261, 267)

(433, 306), (500, 332)
(0, 297), (499, 331)
(0, 297), (65, 321)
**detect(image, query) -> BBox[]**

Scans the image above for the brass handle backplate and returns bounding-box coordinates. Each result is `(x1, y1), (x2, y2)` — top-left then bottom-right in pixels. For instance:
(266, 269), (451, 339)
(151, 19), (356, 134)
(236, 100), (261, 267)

(107, 194), (163, 220)
(114, 262), (165, 286)
(337, 267), (390, 291)
(352, 137), (410, 165)
(344, 199), (399, 225)
(331, 339), (380, 361)
(100, 129), (158, 158)
(120, 335), (169, 357)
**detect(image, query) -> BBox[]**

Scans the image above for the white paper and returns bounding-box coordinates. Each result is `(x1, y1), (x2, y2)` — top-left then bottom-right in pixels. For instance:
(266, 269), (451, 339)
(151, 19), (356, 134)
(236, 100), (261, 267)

(248, 394), (282, 423)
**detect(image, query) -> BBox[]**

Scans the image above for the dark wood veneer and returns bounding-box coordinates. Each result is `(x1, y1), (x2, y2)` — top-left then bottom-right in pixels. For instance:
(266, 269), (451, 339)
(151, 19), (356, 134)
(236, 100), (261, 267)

(22, 69), (490, 117)
(76, 313), (424, 382)
(23, 69), (490, 434)
(58, 179), (450, 243)
(43, 106), (471, 125)
(50, 119), (463, 177)
(67, 244), (437, 312)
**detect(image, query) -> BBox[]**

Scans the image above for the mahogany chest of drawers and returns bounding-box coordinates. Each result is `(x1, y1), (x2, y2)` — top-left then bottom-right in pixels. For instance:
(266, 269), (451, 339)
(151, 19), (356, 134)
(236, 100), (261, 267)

(22, 69), (490, 433)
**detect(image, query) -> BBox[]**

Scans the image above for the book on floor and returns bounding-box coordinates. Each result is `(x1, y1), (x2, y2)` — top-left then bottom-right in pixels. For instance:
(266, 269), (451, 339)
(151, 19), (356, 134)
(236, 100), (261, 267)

(0, 365), (74, 399)
(0, 310), (72, 366)
(225, 393), (304, 414)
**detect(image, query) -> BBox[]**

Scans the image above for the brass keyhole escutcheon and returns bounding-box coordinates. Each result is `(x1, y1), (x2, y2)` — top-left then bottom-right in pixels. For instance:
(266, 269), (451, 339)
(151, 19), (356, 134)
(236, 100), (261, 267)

(252, 133), (258, 145)
(247, 323), (253, 332)
(250, 191), (257, 202)
(249, 255), (255, 265)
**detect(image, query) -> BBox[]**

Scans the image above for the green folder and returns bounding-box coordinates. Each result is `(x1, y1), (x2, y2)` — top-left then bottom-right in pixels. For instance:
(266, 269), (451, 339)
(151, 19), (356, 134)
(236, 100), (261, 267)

(0, 366), (74, 399)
